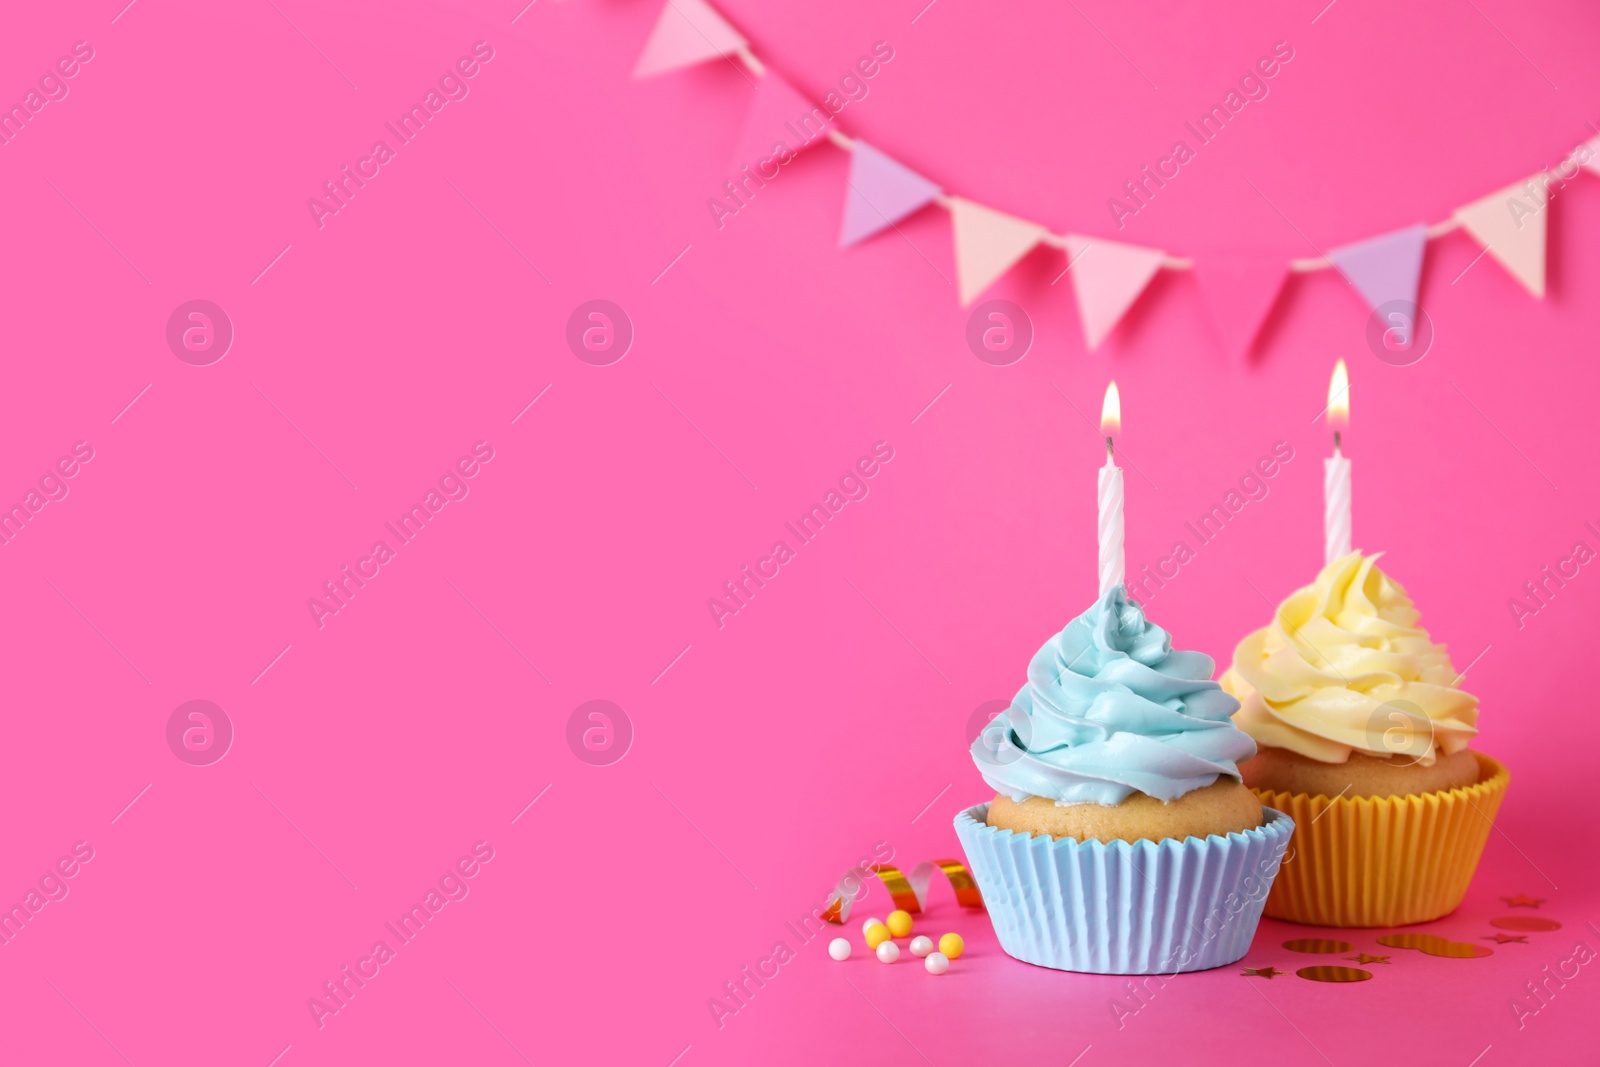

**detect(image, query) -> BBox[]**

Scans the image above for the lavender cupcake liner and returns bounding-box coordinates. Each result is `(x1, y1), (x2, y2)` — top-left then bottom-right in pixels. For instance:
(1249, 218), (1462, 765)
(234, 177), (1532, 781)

(954, 803), (1294, 974)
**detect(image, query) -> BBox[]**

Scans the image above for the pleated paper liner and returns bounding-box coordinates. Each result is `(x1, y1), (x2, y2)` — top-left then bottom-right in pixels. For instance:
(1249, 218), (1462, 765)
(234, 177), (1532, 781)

(954, 803), (1294, 975)
(1251, 752), (1509, 928)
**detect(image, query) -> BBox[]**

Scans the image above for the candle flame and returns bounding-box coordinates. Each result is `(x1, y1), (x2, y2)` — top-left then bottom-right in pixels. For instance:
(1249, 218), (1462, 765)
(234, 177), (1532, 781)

(1327, 359), (1350, 429)
(1100, 381), (1121, 437)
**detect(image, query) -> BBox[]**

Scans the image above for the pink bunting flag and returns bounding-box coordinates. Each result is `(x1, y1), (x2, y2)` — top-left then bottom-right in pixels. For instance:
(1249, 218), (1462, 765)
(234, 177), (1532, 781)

(1454, 180), (1548, 297)
(1326, 223), (1428, 326)
(633, 0), (748, 79)
(840, 141), (942, 247)
(727, 71), (833, 175)
(1063, 235), (1167, 349)
(1192, 256), (1288, 360)
(950, 199), (1049, 305)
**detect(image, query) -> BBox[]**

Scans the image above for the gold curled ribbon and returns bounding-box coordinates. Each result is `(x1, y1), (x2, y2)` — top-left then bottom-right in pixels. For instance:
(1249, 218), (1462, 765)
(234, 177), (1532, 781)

(821, 861), (983, 924)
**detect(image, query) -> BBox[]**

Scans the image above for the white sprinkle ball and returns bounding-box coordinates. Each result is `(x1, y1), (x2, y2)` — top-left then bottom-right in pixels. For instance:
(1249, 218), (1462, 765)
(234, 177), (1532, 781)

(909, 936), (934, 958)
(861, 916), (884, 935)
(876, 940), (901, 964)
(925, 951), (950, 975)
(828, 938), (852, 961)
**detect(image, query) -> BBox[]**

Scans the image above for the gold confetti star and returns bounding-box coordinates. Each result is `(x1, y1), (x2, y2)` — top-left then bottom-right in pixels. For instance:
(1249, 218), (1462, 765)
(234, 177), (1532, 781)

(1344, 954), (1389, 964)
(1484, 933), (1529, 944)
(1242, 966), (1286, 978)
(1501, 895), (1546, 908)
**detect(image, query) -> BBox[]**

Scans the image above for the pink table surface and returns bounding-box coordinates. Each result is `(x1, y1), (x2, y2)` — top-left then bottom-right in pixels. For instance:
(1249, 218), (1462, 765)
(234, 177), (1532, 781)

(2, 1), (1598, 1065)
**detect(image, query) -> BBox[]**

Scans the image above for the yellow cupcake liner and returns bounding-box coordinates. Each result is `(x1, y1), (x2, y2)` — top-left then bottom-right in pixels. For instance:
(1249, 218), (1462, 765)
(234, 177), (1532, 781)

(1249, 752), (1509, 928)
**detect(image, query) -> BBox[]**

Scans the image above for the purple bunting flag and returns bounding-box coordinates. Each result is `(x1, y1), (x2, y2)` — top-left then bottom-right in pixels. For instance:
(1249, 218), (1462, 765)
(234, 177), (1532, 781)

(840, 140), (942, 247)
(1326, 223), (1428, 321)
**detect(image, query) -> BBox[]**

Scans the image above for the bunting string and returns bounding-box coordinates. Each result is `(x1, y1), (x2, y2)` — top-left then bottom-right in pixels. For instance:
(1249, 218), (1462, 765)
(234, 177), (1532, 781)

(635, 0), (1589, 356)
(728, 44), (1469, 276)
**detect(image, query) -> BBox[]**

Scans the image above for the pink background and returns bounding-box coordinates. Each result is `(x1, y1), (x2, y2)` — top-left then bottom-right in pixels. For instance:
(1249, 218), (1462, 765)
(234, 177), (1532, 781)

(3, 1), (1598, 1064)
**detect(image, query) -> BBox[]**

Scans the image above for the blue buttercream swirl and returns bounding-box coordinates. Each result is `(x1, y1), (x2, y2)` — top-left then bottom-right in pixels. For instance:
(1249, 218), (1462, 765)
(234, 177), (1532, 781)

(971, 585), (1256, 805)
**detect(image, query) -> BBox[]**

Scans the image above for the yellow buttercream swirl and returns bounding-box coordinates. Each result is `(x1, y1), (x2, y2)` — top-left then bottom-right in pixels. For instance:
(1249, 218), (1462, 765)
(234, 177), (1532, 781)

(1222, 552), (1478, 765)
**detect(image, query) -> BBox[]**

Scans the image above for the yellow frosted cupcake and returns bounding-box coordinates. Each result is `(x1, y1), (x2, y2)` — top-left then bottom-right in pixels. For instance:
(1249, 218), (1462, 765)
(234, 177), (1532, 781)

(1222, 551), (1509, 926)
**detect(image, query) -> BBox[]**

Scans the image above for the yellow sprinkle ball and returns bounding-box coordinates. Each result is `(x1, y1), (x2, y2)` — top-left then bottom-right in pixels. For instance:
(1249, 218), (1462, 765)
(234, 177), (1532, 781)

(886, 910), (914, 938)
(864, 922), (892, 950)
(938, 933), (964, 960)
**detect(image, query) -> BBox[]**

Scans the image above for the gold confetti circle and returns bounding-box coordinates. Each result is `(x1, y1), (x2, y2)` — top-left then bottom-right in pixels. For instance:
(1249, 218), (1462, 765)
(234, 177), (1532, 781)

(1297, 966), (1373, 983)
(1420, 942), (1494, 958)
(1491, 916), (1562, 932)
(1283, 938), (1354, 954)
(1377, 933), (1449, 950)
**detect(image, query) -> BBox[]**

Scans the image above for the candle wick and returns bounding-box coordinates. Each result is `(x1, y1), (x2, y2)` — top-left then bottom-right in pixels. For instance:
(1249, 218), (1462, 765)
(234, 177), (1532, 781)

(1333, 430), (1342, 451)
(1105, 436), (1114, 460)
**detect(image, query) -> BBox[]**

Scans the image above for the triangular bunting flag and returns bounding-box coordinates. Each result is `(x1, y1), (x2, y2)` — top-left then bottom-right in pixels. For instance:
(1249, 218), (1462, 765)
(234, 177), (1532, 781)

(1192, 256), (1289, 360)
(840, 141), (942, 247)
(633, 0), (747, 79)
(950, 199), (1048, 305)
(1063, 235), (1167, 349)
(1326, 223), (1428, 324)
(728, 71), (833, 174)
(1454, 181), (1547, 297)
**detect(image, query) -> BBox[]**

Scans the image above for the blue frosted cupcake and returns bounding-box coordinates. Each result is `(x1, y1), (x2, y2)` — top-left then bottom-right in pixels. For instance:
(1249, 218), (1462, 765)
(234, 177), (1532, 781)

(955, 586), (1293, 974)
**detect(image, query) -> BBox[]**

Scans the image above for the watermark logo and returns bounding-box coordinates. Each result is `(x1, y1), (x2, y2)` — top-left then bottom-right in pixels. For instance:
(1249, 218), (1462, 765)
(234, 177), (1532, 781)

(1366, 299), (1433, 366)
(706, 838), (896, 1030)
(566, 300), (633, 366)
(707, 42), (896, 231)
(1108, 849), (1287, 1027)
(306, 42), (497, 230)
(1509, 940), (1597, 1030)
(965, 300), (1032, 366)
(968, 698), (1029, 767)
(166, 300), (233, 366)
(0, 440), (95, 550)
(166, 700), (233, 766)
(1363, 698), (1432, 766)
(1128, 441), (1295, 605)
(706, 442), (895, 630)
(306, 841), (496, 1030)
(567, 699), (632, 766)
(0, 40), (95, 150)
(1107, 40), (1295, 228)
(1508, 524), (1597, 629)
(307, 441), (497, 630)
(964, 698), (1007, 748)
(0, 841), (95, 950)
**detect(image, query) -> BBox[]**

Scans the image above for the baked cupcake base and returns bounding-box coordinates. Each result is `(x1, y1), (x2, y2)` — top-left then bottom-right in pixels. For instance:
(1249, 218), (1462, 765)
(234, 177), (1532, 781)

(956, 802), (1294, 974)
(1252, 751), (1509, 927)
(1241, 745), (1480, 798)
(986, 780), (1263, 843)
